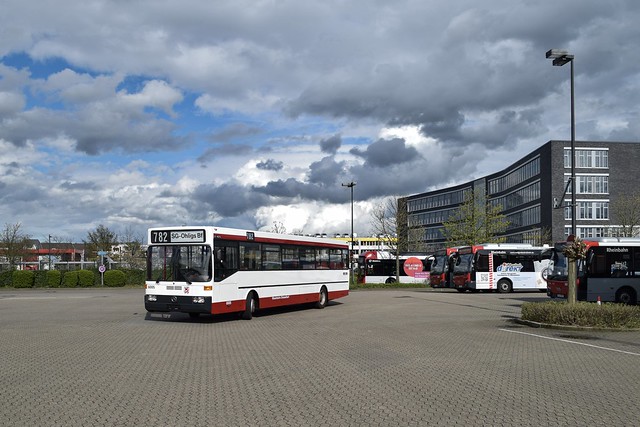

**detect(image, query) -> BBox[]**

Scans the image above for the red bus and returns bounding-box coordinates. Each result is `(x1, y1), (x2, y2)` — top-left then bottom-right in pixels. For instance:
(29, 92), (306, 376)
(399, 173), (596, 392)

(429, 247), (458, 288)
(546, 237), (640, 304)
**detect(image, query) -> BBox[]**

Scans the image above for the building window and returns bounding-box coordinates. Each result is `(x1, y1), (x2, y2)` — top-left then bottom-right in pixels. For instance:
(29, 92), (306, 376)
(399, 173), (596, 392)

(564, 201), (609, 220)
(488, 157), (540, 195)
(564, 148), (608, 169)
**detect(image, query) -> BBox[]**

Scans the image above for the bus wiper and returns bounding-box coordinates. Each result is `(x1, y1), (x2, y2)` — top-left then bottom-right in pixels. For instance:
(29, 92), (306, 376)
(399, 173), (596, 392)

(156, 276), (161, 283)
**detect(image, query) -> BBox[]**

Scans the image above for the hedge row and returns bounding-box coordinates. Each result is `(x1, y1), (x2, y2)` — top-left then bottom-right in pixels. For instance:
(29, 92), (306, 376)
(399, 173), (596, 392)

(521, 301), (640, 329)
(0, 269), (145, 288)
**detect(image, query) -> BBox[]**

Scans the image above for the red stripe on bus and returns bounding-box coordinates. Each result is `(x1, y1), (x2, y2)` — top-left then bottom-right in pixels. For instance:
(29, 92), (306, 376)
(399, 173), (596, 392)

(210, 289), (349, 314)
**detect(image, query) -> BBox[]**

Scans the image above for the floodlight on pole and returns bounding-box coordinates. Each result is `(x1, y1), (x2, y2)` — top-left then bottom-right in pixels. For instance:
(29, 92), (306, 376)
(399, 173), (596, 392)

(546, 49), (576, 238)
(341, 181), (356, 277)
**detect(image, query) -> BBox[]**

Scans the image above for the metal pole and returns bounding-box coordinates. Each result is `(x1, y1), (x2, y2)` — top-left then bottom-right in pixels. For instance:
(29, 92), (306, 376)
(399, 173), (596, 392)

(48, 234), (52, 270)
(342, 181), (356, 283)
(570, 59), (576, 237)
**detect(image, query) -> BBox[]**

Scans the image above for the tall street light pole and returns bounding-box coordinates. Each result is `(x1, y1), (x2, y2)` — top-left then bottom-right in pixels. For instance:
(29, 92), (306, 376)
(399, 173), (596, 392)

(547, 49), (578, 304)
(546, 49), (576, 237)
(48, 234), (52, 271)
(342, 181), (356, 283)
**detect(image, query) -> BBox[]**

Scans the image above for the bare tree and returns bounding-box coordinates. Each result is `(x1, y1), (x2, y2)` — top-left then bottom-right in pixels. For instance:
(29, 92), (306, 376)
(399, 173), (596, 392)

(370, 196), (403, 282)
(269, 221), (287, 234)
(442, 192), (509, 247)
(119, 226), (145, 269)
(0, 222), (32, 270)
(611, 192), (640, 237)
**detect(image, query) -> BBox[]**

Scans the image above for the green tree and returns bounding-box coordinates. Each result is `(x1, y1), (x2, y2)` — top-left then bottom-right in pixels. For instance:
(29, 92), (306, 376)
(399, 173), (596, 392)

(0, 222), (32, 270)
(84, 225), (118, 260)
(442, 192), (509, 247)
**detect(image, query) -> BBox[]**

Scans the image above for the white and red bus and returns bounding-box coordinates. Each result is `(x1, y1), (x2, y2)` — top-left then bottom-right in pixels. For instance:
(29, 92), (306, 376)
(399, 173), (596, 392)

(429, 247), (459, 288)
(451, 244), (550, 293)
(545, 237), (640, 304)
(359, 251), (431, 284)
(144, 226), (349, 319)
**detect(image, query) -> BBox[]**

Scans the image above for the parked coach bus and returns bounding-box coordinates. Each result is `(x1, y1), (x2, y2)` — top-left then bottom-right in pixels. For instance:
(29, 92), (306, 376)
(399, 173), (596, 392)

(144, 226), (350, 319)
(452, 244), (550, 293)
(545, 237), (640, 304)
(430, 247), (458, 288)
(359, 252), (431, 284)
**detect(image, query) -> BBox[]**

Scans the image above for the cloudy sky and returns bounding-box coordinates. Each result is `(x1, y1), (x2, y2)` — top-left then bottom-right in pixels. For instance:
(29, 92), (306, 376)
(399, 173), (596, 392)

(1, 0), (639, 242)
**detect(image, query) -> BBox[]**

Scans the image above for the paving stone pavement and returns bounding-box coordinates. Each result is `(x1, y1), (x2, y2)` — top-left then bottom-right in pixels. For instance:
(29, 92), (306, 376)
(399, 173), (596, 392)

(0, 288), (639, 426)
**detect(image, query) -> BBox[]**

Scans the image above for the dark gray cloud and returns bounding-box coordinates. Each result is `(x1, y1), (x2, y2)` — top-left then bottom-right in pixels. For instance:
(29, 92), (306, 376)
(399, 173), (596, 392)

(191, 183), (270, 217)
(350, 138), (422, 167)
(256, 159), (284, 171)
(197, 143), (254, 163)
(209, 123), (264, 143)
(308, 156), (344, 186)
(320, 134), (341, 154)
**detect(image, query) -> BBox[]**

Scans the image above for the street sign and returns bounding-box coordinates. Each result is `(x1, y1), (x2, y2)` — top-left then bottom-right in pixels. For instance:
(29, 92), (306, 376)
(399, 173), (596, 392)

(98, 265), (106, 273)
(97, 251), (107, 256)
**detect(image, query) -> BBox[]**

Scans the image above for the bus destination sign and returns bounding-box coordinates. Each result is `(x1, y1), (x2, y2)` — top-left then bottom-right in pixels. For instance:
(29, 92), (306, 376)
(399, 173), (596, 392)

(150, 229), (206, 244)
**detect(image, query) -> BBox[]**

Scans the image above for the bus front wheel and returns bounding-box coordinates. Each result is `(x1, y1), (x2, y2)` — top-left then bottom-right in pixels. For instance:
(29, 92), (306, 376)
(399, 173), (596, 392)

(242, 292), (258, 320)
(385, 277), (396, 284)
(315, 287), (328, 309)
(497, 279), (512, 293)
(616, 287), (637, 305)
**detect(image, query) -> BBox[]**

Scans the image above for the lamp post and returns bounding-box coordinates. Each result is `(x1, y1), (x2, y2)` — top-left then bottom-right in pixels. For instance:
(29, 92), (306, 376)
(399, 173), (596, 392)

(547, 49), (577, 304)
(546, 49), (576, 238)
(342, 181), (356, 283)
(48, 234), (52, 271)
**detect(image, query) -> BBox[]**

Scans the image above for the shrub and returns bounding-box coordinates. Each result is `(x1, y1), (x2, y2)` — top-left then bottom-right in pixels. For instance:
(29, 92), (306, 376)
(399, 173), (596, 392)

(78, 270), (95, 287)
(522, 301), (640, 329)
(62, 271), (79, 288)
(33, 270), (48, 288)
(104, 270), (126, 287)
(12, 270), (35, 288)
(47, 270), (62, 288)
(121, 268), (145, 287)
(0, 270), (13, 287)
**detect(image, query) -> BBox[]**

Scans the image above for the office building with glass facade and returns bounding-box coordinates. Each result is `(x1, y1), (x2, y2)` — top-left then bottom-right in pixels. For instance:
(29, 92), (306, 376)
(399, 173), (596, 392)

(401, 140), (640, 249)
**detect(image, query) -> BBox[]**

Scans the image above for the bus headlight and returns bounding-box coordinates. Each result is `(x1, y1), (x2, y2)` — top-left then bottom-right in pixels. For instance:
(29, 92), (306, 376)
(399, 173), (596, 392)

(192, 296), (205, 304)
(147, 295), (157, 302)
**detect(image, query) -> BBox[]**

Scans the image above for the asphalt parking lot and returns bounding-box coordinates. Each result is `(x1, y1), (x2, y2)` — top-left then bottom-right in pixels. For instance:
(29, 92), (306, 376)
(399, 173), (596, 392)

(1, 287), (639, 426)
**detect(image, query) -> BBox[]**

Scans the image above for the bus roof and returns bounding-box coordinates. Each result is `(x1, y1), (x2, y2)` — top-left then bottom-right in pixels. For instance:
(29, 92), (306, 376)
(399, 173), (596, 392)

(148, 226), (348, 249)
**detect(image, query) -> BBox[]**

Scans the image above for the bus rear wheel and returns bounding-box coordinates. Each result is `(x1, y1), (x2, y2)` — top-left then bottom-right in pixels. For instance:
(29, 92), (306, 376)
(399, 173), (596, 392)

(242, 292), (257, 320)
(616, 287), (637, 305)
(497, 279), (512, 293)
(315, 287), (328, 309)
(385, 277), (396, 284)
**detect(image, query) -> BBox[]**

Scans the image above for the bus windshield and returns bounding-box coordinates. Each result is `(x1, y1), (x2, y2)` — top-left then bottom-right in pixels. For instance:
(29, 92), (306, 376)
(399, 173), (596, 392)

(430, 255), (446, 275)
(148, 245), (212, 283)
(453, 254), (473, 274)
(546, 249), (568, 281)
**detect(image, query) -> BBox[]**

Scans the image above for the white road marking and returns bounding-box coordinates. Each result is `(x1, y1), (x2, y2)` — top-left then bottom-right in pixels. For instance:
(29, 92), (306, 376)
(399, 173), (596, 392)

(499, 328), (640, 356)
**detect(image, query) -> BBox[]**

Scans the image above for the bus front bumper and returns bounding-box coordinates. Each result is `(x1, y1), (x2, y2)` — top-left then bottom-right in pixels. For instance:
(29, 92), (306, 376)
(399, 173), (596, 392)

(145, 295), (212, 314)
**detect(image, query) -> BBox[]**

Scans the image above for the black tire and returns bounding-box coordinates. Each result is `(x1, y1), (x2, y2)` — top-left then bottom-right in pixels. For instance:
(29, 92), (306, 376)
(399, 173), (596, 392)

(456, 288), (466, 293)
(315, 287), (328, 309)
(549, 293), (557, 299)
(385, 277), (396, 284)
(497, 279), (512, 294)
(615, 287), (637, 305)
(242, 292), (257, 320)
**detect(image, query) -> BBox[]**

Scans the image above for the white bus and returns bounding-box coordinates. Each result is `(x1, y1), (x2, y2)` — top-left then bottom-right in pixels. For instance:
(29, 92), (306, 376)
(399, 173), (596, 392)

(453, 244), (551, 293)
(359, 252), (431, 284)
(144, 226), (349, 319)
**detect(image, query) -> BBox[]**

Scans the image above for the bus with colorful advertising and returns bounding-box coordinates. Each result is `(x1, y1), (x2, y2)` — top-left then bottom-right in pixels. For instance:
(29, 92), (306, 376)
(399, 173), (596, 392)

(359, 251), (432, 284)
(451, 244), (551, 293)
(144, 226), (350, 320)
(429, 247), (459, 288)
(545, 237), (640, 304)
